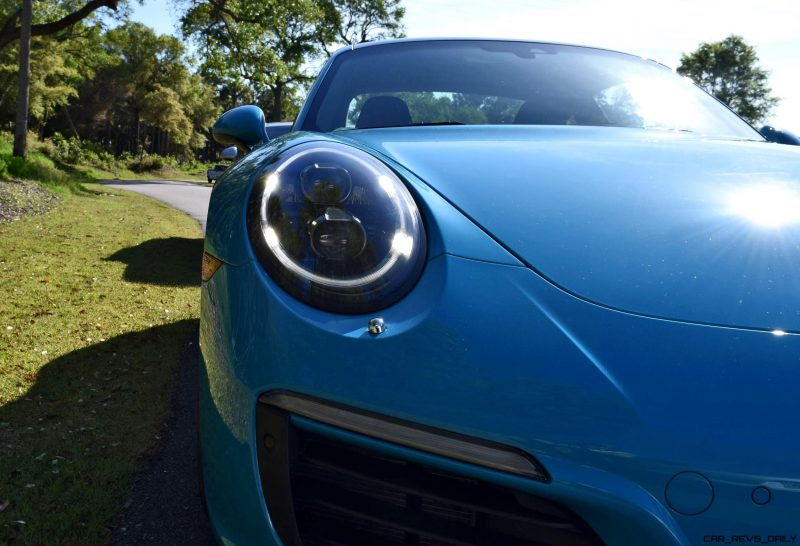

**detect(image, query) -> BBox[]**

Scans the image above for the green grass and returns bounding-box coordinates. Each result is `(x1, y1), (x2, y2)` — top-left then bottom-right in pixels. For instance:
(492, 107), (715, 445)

(0, 184), (202, 544)
(0, 142), (85, 196)
(77, 163), (210, 184)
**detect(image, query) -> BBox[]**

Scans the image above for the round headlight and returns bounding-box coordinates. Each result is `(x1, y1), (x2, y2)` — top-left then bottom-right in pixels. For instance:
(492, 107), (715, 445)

(248, 141), (426, 313)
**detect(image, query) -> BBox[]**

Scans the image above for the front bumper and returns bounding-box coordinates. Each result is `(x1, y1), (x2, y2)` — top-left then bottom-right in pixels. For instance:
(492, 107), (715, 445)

(199, 253), (800, 546)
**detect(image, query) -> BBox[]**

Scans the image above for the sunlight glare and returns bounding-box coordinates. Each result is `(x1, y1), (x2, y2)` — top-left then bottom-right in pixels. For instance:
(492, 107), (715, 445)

(391, 231), (414, 257)
(727, 184), (800, 228)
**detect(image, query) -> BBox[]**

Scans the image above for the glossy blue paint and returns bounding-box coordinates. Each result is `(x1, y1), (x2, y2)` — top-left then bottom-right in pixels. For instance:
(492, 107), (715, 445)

(201, 39), (800, 546)
(340, 125), (800, 333)
(761, 125), (800, 145)
(201, 248), (800, 545)
(212, 105), (270, 151)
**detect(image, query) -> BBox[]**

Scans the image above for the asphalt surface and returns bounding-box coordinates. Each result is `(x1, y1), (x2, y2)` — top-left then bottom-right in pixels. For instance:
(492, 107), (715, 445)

(102, 180), (213, 232)
(110, 338), (216, 545)
(105, 180), (216, 544)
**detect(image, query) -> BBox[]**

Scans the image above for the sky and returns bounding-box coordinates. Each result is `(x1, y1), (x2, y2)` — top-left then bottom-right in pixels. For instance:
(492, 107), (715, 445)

(131, 0), (800, 129)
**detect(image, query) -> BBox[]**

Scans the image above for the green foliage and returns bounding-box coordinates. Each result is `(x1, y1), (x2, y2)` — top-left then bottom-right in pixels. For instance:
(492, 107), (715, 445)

(0, 35), (84, 121)
(0, 131), (9, 155)
(0, 11), (219, 160)
(179, 0), (406, 120)
(22, 0), (134, 25)
(4, 154), (75, 191)
(0, 130), (208, 191)
(0, 0), (137, 157)
(50, 134), (92, 164)
(180, 0), (323, 121)
(317, 0), (405, 56)
(126, 151), (178, 173)
(677, 35), (779, 125)
(0, 131), (81, 192)
(0, 36), (84, 128)
(92, 21), (220, 153)
(49, 134), (119, 171)
(0, 0), (405, 161)
(140, 84), (194, 147)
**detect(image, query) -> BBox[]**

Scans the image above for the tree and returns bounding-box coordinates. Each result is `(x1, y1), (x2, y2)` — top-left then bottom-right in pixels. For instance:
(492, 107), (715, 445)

(0, 27), (110, 144)
(0, 0), (131, 157)
(180, 0), (323, 121)
(83, 22), (220, 155)
(677, 35), (779, 125)
(317, 0), (405, 57)
(179, 0), (406, 120)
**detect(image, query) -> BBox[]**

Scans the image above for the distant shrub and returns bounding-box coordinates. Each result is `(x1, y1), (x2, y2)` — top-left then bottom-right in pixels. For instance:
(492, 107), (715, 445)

(33, 138), (56, 157)
(0, 132), (204, 180)
(47, 134), (120, 172)
(127, 152), (178, 173)
(128, 155), (164, 172)
(50, 134), (83, 164)
(176, 156), (214, 172)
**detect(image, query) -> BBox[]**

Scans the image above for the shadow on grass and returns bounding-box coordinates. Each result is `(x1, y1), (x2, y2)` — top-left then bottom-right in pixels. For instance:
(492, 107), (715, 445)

(0, 319), (199, 544)
(106, 237), (203, 287)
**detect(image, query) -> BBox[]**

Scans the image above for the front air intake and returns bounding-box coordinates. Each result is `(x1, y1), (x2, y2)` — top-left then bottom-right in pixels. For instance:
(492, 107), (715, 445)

(256, 393), (605, 546)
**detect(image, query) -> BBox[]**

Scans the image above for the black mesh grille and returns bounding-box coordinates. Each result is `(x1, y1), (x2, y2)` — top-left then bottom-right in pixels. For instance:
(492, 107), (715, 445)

(256, 400), (605, 546)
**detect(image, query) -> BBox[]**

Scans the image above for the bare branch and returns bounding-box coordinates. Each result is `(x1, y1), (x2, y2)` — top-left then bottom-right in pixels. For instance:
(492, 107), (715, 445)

(0, 0), (120, 51)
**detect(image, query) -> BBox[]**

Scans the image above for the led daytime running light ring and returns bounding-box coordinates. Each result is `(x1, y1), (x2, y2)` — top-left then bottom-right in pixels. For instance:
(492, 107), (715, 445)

(258, 146), (416, 289)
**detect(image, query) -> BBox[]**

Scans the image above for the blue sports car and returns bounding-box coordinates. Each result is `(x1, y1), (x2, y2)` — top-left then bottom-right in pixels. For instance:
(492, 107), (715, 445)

(199, 39), (800, 546)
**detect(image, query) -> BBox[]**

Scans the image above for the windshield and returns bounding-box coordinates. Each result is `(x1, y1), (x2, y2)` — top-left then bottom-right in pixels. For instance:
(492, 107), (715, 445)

(299, 40), (762, 140)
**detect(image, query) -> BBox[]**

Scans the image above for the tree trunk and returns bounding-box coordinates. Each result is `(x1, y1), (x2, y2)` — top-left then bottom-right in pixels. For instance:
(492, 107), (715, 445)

(272, 83), (284, 122)
(63, 104), (80, 139)
(135, 112), (141, 155)
(12, 0), (32, 158)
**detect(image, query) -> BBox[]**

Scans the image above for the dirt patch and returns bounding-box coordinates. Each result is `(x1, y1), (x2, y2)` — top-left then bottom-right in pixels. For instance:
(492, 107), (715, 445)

(0, 180), (60, 223)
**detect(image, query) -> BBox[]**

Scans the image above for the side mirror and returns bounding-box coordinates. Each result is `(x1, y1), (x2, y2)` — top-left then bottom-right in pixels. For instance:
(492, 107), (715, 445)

(212, 105), (269, 152)
(760, 125), (800, 146)
(220, 146), (238, 160)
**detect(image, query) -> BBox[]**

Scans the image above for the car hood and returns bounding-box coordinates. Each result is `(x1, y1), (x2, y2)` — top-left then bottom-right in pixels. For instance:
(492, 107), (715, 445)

(340, 126), (800, 332)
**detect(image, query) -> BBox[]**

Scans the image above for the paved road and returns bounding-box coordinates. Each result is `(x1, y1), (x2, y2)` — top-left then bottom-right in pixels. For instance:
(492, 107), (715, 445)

(103, 180), (212, 232)
(104, 180), (216, 544)
(111, 338), (216, 546)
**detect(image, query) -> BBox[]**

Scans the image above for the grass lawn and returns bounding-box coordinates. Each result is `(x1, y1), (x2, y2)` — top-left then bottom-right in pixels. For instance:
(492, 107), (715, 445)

(0, 183), (202, 544)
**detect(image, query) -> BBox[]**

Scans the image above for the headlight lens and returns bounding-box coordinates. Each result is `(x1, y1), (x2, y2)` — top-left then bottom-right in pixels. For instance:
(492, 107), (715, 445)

(248, 141), (426, 313)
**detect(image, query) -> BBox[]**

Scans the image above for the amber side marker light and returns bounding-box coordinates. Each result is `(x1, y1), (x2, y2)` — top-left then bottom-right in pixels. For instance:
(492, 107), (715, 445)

(201, 251), (224, 282)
